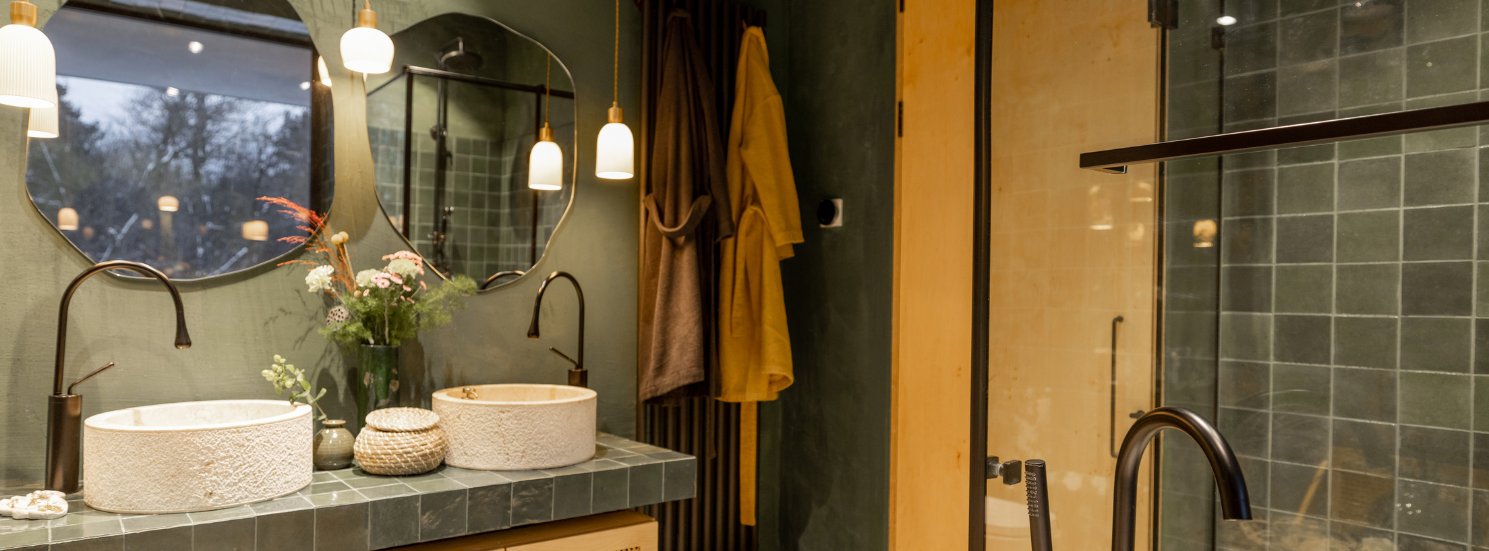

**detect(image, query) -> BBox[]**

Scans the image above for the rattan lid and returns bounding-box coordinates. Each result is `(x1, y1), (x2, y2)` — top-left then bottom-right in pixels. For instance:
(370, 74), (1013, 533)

(365, 407), (439, 432)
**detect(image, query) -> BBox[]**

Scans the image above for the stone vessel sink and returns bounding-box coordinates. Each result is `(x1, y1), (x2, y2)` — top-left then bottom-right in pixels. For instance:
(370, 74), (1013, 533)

(83, 400), (312, 514)
(433, 384), (596, 470)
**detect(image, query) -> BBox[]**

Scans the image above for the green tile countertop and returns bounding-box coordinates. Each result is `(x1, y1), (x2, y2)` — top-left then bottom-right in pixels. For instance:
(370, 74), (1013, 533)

(0, 433), (695, 550)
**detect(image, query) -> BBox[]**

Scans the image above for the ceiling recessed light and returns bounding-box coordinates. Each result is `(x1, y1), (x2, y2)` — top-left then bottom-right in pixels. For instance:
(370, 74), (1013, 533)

(299, 81), (310, 90)
(188, 41), (203, 54)
(1217, 15), (1237, 25)
(165, 87), (179, 96)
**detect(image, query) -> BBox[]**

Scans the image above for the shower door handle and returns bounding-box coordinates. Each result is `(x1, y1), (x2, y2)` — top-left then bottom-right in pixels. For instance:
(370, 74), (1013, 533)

(1109, 315), (1144, 457)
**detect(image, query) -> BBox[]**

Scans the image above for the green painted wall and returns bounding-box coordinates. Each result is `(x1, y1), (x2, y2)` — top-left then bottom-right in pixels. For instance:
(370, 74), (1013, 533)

(0, 0), (641, 487)
(752, 0), (897, 549)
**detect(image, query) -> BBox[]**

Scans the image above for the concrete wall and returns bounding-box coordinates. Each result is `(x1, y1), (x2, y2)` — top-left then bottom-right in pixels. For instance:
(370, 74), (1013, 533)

(752, 0), (897, 549)
(0, 0), (640, 487)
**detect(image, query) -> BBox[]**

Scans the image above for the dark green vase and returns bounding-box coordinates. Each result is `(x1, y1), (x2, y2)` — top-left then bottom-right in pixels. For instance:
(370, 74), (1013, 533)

(356, 345), (399, 424)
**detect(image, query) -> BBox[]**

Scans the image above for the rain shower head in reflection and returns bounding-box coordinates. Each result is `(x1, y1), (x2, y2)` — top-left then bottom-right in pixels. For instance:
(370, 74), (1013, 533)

(437, 37), (483, 72)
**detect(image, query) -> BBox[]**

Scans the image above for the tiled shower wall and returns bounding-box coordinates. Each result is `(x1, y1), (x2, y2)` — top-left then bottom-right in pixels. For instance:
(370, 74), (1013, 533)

(1163, 0), (1489, 550)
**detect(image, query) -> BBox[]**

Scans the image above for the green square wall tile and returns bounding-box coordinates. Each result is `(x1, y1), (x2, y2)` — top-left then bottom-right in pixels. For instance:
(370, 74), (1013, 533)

(418, 489), (467, 541)
(1333, 419), (1397, 477)
(369, 495), (418, 549)
(1401, 372), (1473, 429)
(1398, 479), (1471, 542)
(1274, 363), (1330, 415)
(1335, 368), (1398, 421)
(1400, 317), (1472, 372)
(1399, 425), (1471, 485)
(191, 518), (253, 551)
(314, 502), (368, 551)
(256, 510), (313, 551)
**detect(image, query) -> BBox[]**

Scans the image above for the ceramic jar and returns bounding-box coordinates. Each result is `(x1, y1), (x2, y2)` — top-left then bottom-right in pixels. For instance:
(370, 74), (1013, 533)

(313, 419), (354, 470)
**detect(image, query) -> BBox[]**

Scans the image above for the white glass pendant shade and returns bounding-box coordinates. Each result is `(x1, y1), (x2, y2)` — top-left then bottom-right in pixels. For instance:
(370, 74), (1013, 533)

(528, 125), (563, 191)
(27, 89), (57, 138)
(596, 106), (633, 179)
(56, 207), (77, 231)
(317, 56), (332, 86)
(0, 2), (56, 109)
(157, 195), (179, 212)
(241, 220), (268, 241)
(340, 5), (392, 74)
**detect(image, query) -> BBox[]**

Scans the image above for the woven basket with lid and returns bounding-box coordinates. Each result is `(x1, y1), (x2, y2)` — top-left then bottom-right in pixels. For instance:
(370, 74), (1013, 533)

(353, 408), (447, 475)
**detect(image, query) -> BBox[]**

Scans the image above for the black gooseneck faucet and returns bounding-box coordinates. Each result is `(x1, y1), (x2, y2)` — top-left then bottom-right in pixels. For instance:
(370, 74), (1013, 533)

(46, 261), (191, 494)
(1112, 407), (1251, 551)
(526, 271), (586, 388)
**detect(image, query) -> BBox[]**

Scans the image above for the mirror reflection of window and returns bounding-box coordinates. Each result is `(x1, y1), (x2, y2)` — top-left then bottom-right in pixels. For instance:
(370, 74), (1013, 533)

(27, 0), (331, 280)
(366, 14), (575, 288)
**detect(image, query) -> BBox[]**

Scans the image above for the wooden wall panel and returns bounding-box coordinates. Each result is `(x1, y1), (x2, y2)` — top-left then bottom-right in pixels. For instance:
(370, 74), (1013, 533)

(892, 0), (977, 549)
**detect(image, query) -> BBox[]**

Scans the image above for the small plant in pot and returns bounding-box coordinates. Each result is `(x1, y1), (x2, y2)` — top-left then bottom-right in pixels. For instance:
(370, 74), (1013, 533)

(262, 197), (476, 424)
(261, 354), (350, 470)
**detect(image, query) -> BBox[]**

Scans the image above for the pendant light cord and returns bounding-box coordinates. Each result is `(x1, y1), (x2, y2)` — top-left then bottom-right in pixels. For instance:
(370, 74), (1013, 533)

(613, 0), (619, 105)
(545, 54), (551, 128)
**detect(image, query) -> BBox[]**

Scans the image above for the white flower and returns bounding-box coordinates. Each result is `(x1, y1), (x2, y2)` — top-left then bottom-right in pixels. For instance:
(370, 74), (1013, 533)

(387, 258), (419, 279)
(355, 269), (381, 289)
(305, 265), (336, 293)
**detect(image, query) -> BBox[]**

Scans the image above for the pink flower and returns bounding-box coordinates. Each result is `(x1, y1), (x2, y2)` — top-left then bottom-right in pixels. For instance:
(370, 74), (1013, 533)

(419, 281), (427, 290)
(402, 285), (411, 292)
(388, 273), (404, 285)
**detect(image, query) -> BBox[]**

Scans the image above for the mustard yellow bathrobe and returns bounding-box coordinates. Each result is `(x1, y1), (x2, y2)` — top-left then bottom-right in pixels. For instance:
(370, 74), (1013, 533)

(718, 26), (802, 526)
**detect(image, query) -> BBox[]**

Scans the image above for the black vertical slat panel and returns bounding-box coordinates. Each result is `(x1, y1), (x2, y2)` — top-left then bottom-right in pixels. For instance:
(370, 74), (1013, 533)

(638, 1), (763, 549)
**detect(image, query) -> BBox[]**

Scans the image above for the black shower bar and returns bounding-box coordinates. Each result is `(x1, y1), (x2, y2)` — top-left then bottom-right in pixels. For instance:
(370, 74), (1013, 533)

(1080, 99), (1489, 173)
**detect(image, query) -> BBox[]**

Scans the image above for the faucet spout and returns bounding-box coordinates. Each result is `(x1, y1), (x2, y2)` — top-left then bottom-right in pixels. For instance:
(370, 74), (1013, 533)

(527, 271), (586, 388)
(1112, 407), (1250, 551)
(46, 260), (191, 494)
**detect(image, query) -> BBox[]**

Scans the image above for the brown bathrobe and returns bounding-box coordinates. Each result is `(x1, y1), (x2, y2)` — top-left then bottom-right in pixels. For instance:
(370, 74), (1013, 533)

(639, 8), (734, 403)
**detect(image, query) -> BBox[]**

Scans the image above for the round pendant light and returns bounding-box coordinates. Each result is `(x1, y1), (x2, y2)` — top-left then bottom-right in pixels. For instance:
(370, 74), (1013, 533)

(242, 220), (269, 241)
(529, 124), (563, 191)
(27, 87), (57, 138)
(596, 0), (633, 180)
(0, 1), (56, 109)
(340, 0), (393, 74)
(157, 195), (179, 212)
(317, 56), (332, 87)
(56, 207), (77, 231)
(528, 55), (563, 191)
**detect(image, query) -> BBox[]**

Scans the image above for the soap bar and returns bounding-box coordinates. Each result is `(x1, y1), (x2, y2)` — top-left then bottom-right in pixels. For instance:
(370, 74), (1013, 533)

(0, 490), (68, 520)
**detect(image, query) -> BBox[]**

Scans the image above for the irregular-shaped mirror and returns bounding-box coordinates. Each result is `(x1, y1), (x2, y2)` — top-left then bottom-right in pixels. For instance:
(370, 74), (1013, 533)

(28, 0), (332, 280)
(366, 14), (575, 289)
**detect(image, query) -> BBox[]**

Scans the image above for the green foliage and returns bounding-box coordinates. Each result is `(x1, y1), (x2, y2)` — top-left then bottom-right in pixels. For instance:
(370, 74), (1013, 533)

(319, 274), (477, 348)
(261, 355), (328, 421)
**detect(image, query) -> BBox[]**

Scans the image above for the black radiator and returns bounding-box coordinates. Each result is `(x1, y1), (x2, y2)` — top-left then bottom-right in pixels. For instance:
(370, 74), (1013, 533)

(637, 0), (765, 549)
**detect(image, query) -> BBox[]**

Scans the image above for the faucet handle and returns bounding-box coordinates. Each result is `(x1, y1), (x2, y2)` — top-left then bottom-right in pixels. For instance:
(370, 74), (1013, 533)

(986, 456), (1023, 485)
(66, 362), (116, 396)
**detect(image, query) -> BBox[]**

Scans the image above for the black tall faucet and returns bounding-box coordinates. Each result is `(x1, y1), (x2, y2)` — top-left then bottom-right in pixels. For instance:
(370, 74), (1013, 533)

(1112, 407), (1251, 551)
(526, 271), (586, 388)
(47, 261), (191, 494)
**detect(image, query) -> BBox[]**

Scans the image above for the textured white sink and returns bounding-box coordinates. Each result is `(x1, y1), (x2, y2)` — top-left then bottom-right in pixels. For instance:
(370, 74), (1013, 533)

(433, 384), (596, 470)
(83, 399), (312, 514)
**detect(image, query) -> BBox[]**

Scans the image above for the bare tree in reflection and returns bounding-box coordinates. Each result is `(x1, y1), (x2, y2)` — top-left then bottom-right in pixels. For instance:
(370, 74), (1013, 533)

(27, 84), (310, 278)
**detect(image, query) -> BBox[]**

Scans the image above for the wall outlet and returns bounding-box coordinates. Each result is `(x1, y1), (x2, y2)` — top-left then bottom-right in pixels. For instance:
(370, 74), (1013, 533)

(817, 198), (843, 228)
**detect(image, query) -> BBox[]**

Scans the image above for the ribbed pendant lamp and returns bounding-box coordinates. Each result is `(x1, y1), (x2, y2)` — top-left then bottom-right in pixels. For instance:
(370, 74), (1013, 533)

(0, 0), (57, 109)
(339, 0), (392, 74)
(27, 86), (56, 138)
(528, 55), (562, 191)
(595, 0), (633, 179)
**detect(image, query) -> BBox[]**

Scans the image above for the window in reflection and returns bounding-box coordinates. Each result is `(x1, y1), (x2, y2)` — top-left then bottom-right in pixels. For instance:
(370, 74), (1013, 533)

(27, 1), (330, 280)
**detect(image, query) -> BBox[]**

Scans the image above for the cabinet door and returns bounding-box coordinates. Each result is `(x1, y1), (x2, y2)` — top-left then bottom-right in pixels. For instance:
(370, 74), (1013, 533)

(505, 519), (657, 551)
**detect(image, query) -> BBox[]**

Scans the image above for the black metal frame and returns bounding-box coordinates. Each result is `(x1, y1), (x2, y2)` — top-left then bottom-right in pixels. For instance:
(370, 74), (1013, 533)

(1081, 99), (1489, 172)
(970, 0), (994, 549)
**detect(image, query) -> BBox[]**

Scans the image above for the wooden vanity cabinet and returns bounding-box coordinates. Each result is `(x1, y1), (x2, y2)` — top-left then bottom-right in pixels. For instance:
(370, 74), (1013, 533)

(396, 510), (657, 551)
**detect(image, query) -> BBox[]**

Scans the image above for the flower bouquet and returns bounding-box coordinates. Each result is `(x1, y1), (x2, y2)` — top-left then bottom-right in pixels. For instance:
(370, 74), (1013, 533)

(261, 197), (476, 420)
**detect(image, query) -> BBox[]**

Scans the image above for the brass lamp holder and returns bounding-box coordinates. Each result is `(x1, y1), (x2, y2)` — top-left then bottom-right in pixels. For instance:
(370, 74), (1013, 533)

(538, 123), (554, 142)
(357, 0), (376, 28)
(11, 0), (36, 27)
(608, 103), (624, 124)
